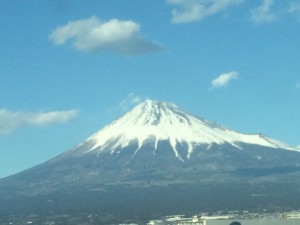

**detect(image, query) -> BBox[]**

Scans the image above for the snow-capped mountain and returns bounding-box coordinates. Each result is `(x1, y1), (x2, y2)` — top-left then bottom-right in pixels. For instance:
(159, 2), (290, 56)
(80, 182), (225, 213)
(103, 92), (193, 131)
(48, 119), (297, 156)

(79, 100), (298, 159)
(1, 100), (300, 222)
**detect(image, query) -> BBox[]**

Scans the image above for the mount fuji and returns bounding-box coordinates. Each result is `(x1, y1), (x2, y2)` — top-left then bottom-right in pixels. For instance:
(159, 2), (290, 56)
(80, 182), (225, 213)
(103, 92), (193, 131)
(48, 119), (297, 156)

(1, 100), (300, 223)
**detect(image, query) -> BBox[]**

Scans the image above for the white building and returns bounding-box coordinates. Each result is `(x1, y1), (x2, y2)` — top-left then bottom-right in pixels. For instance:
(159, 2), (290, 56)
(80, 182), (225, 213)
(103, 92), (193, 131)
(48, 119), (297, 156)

(283, 212), (300, 219)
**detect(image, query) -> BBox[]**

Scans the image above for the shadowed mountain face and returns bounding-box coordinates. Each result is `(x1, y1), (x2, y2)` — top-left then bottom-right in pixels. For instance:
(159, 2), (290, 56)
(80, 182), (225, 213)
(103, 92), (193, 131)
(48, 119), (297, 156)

(1, 100), (300, 222)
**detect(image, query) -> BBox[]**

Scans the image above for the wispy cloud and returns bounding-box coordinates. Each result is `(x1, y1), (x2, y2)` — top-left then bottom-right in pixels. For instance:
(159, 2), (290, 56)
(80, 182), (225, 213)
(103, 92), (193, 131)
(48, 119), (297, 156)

(118, 93), (142, 111)
(167, 0), (243, 24)
(250, 0), (277, 24)
(211, 71), (239, 89)
(0, 109), (79, 134)
(49, 16), (164, 55)
(288, 1), (300, 21)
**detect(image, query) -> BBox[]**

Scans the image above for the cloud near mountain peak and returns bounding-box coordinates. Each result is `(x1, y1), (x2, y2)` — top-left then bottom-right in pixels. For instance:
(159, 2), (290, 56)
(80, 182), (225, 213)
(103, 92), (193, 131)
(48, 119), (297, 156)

(0, 109), (79, 134)
(167, 0), (243, 23)
(49, 16), (164, 55)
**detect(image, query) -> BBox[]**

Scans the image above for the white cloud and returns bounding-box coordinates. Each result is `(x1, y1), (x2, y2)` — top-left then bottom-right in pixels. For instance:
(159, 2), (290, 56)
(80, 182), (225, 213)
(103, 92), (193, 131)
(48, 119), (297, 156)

(118, 93), (142, 111)
(0, 109), (79, 134)
(289, 1), (300, 21)
(250, 0), (277, 24)
(167, 0), (243, 24)
(49, 16), (164, 55)
(211, 71), (239, 88)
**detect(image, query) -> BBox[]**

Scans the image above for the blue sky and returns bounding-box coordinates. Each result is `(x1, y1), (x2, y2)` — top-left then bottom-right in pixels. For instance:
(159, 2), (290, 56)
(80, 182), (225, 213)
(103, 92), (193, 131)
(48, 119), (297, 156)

(1, 0), (300, 178)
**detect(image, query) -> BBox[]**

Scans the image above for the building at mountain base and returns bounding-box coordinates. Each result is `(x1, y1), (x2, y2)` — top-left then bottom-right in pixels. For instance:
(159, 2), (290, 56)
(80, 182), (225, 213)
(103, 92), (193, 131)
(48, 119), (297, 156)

(147, 215), (234, 225)
(146, 213), (300, 225)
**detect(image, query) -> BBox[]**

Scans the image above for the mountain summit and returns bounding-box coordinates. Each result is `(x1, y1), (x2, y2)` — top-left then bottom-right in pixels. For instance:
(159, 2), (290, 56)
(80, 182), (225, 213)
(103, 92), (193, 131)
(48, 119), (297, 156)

(79, 99), (297, 160)
(1, 100), (300, 223)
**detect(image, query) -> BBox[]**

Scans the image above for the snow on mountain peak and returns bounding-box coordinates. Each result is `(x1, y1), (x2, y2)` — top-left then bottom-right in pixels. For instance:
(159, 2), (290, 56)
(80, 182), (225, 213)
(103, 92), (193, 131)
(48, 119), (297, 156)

(84, 100), (298, 158)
